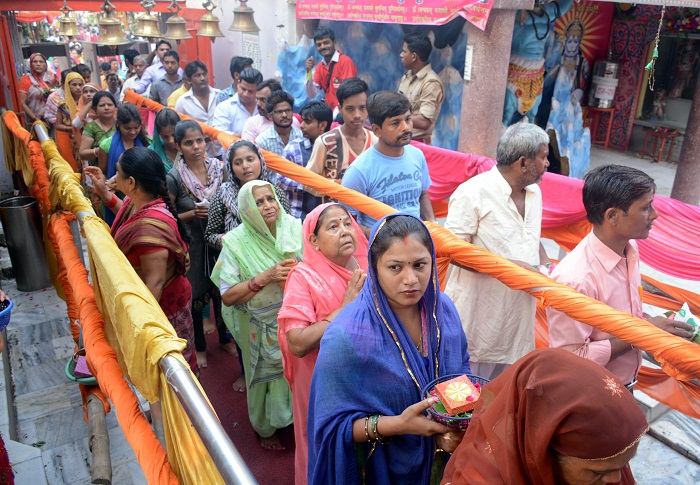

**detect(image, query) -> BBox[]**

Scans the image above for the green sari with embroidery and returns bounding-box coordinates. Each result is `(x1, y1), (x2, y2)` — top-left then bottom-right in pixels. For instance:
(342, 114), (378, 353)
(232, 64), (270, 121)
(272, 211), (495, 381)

(211, 180), (302, 437)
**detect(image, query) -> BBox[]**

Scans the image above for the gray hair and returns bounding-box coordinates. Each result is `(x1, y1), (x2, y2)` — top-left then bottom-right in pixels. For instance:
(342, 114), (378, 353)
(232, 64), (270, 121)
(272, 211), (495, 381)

(496, 123), (549, 166)
(133, 55), (148, 65)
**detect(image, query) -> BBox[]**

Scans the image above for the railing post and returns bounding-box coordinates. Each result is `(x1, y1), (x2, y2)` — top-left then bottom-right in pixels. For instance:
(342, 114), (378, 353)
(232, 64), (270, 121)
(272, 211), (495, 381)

(160, 354), (258, 485)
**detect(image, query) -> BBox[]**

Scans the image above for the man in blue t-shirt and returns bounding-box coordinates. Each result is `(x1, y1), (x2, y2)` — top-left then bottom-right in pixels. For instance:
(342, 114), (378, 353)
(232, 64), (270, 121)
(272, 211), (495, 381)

(342, 91), (434, 232)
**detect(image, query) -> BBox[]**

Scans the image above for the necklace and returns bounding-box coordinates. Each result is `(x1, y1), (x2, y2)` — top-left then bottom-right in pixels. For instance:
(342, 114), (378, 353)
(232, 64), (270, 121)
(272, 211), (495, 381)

(528, 10), (551, 41)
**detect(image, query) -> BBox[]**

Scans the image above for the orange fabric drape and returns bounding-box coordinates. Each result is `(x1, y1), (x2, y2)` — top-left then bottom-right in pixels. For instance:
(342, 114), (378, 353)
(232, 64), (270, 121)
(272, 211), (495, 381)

(535, 310), (700, 417)
(541, 219), (592, 251)
(55, 129), (79, 172)
(27, 138), (51, 213)
(123, 90), (700, 417)
(48, 213), (179, 483)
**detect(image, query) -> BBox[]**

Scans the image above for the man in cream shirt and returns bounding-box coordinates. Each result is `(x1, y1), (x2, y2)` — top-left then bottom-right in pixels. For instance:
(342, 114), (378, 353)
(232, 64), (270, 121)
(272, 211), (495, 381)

(444, 123), (551, 380)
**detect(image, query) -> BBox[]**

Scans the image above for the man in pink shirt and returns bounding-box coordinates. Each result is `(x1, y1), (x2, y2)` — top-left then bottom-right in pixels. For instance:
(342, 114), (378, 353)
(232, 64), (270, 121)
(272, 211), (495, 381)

(548, 165), (693, 389)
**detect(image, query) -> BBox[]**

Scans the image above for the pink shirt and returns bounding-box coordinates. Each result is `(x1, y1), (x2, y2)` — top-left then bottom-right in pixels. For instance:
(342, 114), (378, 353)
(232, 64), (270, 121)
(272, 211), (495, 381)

(548, 232), (642, 385)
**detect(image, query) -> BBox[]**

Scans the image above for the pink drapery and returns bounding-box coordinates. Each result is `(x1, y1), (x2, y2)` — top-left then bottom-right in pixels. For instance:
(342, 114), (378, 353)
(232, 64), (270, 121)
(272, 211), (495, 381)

(416, 141), (700, 281)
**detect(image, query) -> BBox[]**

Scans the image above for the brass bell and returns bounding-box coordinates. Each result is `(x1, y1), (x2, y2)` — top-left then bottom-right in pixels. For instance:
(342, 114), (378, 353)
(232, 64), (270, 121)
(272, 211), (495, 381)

(98, 0), (129, 46)
(163, 14), (192, 40)
(58, 15), (78, 37)
(99, 16), (130, 45)
(198, 1), (223, 38)
(163, 0), (192, 40)
(198, 12), (224, 38)
(134, 1), (161, 38)
(134, 13), (161, 38)
(229, 0), (260, 33)
(57, 1), (78, 37)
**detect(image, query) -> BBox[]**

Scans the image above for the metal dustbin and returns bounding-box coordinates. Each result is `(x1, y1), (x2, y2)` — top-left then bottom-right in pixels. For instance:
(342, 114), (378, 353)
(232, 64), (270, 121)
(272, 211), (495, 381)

(0, 196), (51, 291)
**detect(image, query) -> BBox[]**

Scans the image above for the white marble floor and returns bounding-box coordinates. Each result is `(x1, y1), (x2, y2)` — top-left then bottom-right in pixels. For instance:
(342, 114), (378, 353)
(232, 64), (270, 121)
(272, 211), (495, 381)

(633, 434), (700, 484)
(0, 271), (145, 485)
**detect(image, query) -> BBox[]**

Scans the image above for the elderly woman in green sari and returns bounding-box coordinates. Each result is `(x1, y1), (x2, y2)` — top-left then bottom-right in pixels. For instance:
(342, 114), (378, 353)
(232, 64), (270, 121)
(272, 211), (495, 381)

(212, 179), (302, 451)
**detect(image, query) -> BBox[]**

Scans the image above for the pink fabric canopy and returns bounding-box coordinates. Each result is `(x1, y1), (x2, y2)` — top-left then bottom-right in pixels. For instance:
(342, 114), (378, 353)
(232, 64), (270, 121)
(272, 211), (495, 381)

(416, 141), (700, 281)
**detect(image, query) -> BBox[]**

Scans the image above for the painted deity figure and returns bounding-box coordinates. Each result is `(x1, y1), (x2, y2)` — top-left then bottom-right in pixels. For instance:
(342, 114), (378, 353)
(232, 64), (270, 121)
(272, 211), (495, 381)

(503, 0), (573, 126)
(544, 18), (591, 179)
(559, 21), (589, 92)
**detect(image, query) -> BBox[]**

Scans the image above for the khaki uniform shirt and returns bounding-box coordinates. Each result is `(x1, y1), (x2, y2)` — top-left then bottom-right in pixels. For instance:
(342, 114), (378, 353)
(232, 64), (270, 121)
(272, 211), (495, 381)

(397, 64), (444, 141)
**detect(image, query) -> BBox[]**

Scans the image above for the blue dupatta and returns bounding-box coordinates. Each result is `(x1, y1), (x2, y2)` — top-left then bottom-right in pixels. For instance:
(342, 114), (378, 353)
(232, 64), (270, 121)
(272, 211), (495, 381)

(105, 130), (145, 224)
(107, 129), (145, 179)
(307, 214), (470, 485)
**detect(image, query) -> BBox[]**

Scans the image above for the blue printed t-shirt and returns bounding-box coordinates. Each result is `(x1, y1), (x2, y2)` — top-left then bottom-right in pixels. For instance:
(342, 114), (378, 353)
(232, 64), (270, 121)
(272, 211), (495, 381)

(341, 144), (431, 227)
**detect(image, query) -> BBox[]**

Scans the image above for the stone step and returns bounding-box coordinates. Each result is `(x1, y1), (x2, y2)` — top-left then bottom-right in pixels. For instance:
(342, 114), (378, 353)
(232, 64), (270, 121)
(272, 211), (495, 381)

(648, 411), (700, 465)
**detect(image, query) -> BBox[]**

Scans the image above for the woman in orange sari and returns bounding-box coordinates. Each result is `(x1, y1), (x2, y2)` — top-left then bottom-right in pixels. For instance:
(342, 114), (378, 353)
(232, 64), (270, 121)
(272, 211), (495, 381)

(85, 147), (197, 371)
(45, 72), (84, 171)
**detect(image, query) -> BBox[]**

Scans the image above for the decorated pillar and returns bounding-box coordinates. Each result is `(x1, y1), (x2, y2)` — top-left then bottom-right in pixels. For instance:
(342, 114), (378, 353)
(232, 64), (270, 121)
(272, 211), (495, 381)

(671, 75), (700, 205)
(458, 8), (516, 157)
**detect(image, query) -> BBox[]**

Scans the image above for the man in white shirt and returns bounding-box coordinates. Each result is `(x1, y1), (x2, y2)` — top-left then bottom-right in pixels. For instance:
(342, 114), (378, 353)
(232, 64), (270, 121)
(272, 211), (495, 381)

(120, 55), (147, 102)
(132, 40), (184, 94)
(241, 79), (299, 141)
(175, 60), (221, 124)
(211, 67), (262, 135)
(216, 56), (254, 104)
(444, 123), (551, 380)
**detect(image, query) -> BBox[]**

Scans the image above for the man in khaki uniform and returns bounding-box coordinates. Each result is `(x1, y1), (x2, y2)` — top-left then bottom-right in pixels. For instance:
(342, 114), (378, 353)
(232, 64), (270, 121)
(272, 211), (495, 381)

(397, 33), (444, 144)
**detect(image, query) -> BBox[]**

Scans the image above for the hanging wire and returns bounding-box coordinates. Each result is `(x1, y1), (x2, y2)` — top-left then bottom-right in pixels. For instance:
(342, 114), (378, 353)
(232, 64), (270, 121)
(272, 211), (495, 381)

(645, 5), (666, 92)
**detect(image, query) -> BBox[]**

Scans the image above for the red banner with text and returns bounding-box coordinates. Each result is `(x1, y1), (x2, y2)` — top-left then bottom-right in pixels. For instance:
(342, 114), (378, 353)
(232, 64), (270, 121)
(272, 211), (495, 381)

(296, 0), (494, 31)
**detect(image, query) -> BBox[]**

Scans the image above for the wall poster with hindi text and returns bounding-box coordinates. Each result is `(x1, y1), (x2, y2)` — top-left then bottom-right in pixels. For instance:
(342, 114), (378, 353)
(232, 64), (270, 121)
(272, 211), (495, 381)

(296, 0), (494, 31)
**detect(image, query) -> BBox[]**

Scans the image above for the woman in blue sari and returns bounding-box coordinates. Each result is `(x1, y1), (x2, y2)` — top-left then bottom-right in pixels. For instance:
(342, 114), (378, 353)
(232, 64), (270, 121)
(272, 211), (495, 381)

(308, 214), (470, 484)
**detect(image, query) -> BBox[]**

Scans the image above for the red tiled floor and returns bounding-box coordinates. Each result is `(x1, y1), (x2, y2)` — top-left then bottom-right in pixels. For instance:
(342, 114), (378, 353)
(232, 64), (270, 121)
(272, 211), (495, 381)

(199, 332), (295, 485)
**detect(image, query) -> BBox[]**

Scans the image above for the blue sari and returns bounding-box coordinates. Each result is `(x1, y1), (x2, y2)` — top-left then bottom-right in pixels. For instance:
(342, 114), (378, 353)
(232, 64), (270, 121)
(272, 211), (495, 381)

(307, 214), (470, 485)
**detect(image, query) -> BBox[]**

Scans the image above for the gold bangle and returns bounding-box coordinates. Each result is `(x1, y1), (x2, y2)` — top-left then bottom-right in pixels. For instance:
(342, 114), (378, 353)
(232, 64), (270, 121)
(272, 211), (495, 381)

(363, 416), (370, 443)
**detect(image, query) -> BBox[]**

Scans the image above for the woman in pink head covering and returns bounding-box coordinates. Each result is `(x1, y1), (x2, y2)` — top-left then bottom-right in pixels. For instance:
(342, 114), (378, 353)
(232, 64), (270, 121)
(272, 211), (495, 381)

(278, 203), (369, 485)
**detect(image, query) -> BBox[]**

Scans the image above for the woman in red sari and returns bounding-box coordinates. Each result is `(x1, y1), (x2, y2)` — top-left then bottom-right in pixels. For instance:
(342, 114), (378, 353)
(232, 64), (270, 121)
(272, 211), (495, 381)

(85, 147), (197, 371)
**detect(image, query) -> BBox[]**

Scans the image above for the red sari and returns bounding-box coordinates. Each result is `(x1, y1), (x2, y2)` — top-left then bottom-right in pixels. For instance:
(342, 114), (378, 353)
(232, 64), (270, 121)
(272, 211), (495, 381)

(112, 198), (197, 371)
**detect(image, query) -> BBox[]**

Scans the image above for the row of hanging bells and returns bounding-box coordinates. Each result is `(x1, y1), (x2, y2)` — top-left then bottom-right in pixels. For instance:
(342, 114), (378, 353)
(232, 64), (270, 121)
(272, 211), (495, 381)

(57, 0), (253, 45)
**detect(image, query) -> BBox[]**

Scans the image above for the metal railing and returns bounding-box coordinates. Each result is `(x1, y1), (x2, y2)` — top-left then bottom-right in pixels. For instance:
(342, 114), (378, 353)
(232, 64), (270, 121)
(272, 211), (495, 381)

(33, 123), (257, 485)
